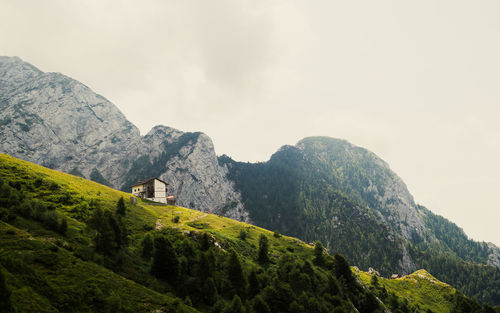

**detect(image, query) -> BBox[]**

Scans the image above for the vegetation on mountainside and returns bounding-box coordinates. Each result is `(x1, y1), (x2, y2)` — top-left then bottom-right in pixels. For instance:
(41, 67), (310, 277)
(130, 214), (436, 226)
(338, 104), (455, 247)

(220, 138), (500, 305)
(356, 269), (499, 313)
(1, 153), (494, 312)
(0, 153), (385, 312)
(219, 150), (404, 277)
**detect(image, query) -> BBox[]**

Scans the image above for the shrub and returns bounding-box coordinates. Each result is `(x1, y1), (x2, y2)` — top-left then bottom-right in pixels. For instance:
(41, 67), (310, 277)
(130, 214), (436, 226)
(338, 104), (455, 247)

(42, 211), (60, 231)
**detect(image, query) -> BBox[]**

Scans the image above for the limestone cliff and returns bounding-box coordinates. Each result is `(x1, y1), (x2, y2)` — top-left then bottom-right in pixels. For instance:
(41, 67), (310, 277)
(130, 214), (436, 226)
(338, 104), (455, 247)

(0, 56), (246, 220)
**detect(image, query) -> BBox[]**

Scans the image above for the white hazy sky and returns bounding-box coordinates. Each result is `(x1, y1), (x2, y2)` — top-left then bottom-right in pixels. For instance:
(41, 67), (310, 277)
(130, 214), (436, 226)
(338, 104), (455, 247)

(1, 0), (499, 245)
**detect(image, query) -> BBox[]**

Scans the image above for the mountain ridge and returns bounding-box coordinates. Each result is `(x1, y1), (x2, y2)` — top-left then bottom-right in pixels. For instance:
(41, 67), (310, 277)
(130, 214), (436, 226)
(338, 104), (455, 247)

(2, 56), (500, 305)
(0, 152), (494, 313)
(0, 56), (248, 221)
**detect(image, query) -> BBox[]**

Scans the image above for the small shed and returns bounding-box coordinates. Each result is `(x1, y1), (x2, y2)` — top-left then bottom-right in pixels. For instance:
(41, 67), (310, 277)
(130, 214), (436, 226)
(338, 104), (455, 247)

(167, 195), (176, 205)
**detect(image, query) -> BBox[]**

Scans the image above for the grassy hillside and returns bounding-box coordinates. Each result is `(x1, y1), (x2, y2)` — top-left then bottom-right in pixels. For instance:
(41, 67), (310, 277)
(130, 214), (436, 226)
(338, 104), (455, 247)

(0, 153), (494, 313)
(357, 269), (456, 313)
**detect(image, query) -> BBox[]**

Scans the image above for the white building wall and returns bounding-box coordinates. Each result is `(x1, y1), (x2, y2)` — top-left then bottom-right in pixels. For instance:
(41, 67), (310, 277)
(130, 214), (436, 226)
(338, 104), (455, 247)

(152, 179), (167, 203)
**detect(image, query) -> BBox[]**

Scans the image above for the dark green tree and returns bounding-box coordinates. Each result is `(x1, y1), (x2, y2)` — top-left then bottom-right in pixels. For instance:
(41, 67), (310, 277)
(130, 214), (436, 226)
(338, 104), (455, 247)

(0, 269), (11, 313)
(222, 295), (244, 313)
(333, 253), (354, 285)
(239, 229), (247, 241)
(151, 236), (179, 283)
(198, 252), (211, 282)
(313, 241), (325, 266)
(253, 295), (271, 313)
(88, 207), (116, 254)
(248, 269), (260, 298)
(201, 232), (210, 251)
(58, 216), (68, 235)
(141, 234), (154, 259)
(227, 250), (246, 298)
(116, 196), (126, 216)
(258, 234), (269, 264)
(203, 277), (218, 305)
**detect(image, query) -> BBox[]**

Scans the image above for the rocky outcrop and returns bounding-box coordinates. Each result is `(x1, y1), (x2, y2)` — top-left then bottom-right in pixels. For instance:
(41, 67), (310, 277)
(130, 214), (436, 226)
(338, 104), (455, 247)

(296, 137), (427, 242)
(0, 56), (246, 220)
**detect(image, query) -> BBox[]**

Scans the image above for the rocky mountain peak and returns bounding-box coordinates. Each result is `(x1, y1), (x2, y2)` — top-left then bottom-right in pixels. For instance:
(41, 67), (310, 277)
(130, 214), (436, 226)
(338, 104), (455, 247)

(0, 56), (245, 220)
(293, 136), (424, 240)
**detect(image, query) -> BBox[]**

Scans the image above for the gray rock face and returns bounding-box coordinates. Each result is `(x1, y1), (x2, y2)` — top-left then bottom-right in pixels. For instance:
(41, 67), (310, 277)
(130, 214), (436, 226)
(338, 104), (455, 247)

(0, 56), (246, 220)
(296, 137), (427, 242)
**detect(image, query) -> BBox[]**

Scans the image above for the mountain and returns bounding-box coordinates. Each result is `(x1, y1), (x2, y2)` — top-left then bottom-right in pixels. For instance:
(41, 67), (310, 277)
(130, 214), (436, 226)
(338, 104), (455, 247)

(0, 56), (247, 221)
(0, 153), (494, 313)
(220, 136), (500, 304)
(2, 56), (500, 305)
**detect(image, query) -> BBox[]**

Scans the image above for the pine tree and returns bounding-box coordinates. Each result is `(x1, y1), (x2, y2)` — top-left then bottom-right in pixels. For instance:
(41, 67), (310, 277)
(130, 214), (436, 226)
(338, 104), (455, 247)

(141, 234), (154, 259)
(58, 216), (68, 235)
(313, 241), (325, 266)
(333, 253), (354, 286)
(258, 234), (269, 264)
(151, 236), (179, 283)
(248, 269), (260, 298)
(198, 252), (211, 282)
(88, 207), (116, 254)
(222, 295), (244, 313)
(227, 250), (246, 298)
(203, 277), (218, 305)
(116, 197), (126, 216)
(253, 295), (271, 313)
(201, 232), (210, 251)
(0, 269), (11, 313)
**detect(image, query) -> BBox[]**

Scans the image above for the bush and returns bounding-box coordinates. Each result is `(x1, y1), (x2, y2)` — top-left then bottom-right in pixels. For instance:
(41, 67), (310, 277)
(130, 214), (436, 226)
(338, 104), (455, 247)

(42, 211), (60, 231)
(173, 216), (180, 223)
(273, 231), (281, 238)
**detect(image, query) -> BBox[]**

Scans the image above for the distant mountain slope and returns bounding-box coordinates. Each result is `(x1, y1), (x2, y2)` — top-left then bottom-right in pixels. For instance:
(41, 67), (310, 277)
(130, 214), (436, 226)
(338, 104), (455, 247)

(0, 56), (246, 220)
(220, 136), (500, 304)
(0, 153), (492, 313)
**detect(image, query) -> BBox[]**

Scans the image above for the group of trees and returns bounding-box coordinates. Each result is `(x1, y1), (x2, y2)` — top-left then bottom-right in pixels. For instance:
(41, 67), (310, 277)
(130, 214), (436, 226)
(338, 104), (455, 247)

(0, 177), (68, 234)
(141, 226), (388, 313)
(221, 151), (404, 276)
(221, 147), (500, 305)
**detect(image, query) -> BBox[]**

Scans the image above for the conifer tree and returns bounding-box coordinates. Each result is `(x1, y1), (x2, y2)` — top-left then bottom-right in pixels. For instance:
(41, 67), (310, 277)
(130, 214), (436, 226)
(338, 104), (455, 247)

(227, 250), (246, 298)
(116, 196), (126, 216)
(151, 236), (179, 283)
(253, 295), (271, 313)
(0, 269), (11, 313)
(58, 216), (68, 235)
(203, 277), (218, 305)
(258, 234), (269, 264)
(333, 253), (354, 286)
(201, 232), (210, 251)
(313, 240), (325, 266)
(141, 234), (154, 259)
(248, 269), (260, 298)
(222, 295), (244, 313)
(198, 252), (211, 282)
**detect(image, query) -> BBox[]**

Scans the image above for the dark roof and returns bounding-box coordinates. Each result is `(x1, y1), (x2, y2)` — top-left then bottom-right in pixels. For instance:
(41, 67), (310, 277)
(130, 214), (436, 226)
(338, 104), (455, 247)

(131, 177), (169, 188)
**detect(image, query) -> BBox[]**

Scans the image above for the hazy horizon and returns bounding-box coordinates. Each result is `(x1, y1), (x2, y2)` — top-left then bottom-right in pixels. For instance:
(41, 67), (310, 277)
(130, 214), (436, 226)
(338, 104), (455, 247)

(1, 0), (500, 246)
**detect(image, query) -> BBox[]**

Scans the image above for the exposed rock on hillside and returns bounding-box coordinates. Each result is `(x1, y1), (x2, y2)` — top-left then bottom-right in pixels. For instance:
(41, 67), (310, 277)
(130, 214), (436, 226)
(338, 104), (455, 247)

(0, 56), (246, 220)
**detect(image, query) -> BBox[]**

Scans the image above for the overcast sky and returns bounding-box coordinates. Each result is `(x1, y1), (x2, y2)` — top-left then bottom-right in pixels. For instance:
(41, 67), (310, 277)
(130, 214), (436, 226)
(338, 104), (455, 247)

(1, 0), (500, 246)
